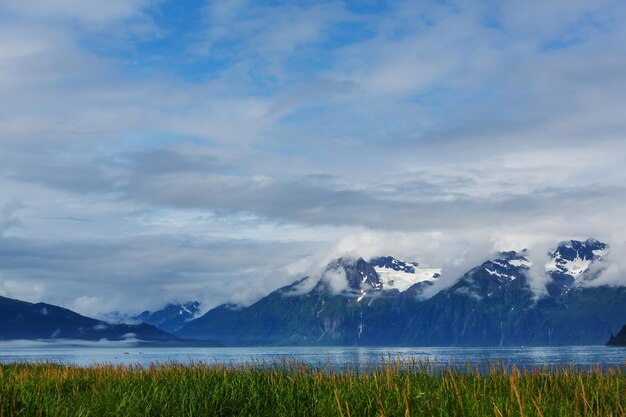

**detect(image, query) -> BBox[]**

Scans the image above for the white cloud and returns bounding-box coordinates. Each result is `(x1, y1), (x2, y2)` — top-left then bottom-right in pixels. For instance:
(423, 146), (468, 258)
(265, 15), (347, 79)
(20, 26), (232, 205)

(0, 0), (626, 314)
(0, 201), (23, 235)
(2, 0), (156, 25)
(321, 264), (349, 294)
(0, 278), (46, 302)
(584, 240), (626, 288)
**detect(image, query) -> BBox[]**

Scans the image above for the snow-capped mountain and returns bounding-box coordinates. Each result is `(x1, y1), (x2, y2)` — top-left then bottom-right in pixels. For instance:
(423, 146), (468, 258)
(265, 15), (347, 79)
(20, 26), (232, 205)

(329, 257), (382, 290)
(370, 256), (441, 292)
(175, 238), (626, 347)
(490, 250), (531, 271)
(317, 257), (383, 302)
(479, 250), (531, 282)
(545, 239), (606, 295)
(546, 239), (606, 278)
(449, 250), (532, 302)
(135, 301), (201, 333)
(316, 256), (441, 302)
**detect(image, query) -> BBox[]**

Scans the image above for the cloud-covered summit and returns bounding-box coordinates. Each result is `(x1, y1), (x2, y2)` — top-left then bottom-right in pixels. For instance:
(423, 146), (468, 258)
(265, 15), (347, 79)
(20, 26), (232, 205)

(1, 0), (625, 316)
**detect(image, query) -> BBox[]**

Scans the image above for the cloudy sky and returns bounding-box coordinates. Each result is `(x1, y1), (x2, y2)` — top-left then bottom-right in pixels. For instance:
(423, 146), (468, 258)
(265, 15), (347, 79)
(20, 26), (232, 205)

(1, 0), (625, 317)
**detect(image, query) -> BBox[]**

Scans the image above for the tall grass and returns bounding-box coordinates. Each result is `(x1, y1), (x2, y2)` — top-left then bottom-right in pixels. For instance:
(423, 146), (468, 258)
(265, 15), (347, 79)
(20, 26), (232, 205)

(1, 358), (625, 416)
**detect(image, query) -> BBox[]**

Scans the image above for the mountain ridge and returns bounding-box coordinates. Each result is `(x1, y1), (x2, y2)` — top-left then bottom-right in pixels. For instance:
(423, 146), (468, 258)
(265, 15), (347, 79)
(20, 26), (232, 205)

(175, 239), (626, 346)
(134, 301), (201, 333)
(0, 296), (222, 346)
(0, 295), (175, 342)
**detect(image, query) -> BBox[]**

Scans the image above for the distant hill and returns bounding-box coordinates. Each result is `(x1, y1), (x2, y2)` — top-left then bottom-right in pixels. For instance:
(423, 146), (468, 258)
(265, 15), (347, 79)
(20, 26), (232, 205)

(0, 295), (176, 342)
(607, 325), (626, 346)
(134, 301), (201, 333)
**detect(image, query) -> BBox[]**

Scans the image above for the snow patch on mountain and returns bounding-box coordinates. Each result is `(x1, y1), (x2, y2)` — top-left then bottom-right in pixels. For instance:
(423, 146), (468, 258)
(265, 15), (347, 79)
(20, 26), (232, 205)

(592, 249), (606, 258)
(545, 257), (591, 277)
(179, 304), (194, 315)
(546, 239), (606, 279)
(485, 268), (515, 280)
(479, 251), (532, 283)
(370, 256), (441, 292)
(509, 259), (532, 268)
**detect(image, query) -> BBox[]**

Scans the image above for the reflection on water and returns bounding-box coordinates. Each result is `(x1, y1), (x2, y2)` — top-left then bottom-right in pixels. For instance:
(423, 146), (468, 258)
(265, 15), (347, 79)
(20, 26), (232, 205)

(1, 344), (626, 369)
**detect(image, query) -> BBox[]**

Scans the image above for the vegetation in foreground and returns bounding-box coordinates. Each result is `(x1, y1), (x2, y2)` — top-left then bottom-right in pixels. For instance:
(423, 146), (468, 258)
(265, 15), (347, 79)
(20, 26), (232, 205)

(1, 358), (625, 417)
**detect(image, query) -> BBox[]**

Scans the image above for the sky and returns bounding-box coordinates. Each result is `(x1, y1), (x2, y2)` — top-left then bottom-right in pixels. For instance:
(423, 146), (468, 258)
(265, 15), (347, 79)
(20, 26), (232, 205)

(1, 0), (626, 317)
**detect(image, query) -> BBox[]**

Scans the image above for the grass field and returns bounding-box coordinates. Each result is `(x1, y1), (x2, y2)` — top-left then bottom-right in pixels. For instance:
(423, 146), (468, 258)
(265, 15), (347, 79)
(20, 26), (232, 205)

(1, 358), (625, 416)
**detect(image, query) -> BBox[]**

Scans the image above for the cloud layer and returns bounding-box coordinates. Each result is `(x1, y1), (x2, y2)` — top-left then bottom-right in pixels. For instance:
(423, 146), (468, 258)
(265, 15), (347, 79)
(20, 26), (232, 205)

(1, 0), (625, 316)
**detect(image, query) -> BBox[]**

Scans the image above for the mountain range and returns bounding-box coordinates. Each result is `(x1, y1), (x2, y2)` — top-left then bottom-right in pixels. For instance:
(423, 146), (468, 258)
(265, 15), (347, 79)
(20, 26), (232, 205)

(0, 296), (221, 346)
(172, 238), (626, 346)
(1, 238), (624, 347)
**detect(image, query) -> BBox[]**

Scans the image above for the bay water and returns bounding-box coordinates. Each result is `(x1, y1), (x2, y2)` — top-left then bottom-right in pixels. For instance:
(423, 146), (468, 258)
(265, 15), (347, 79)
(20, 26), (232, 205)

(1, 343), (626, 370)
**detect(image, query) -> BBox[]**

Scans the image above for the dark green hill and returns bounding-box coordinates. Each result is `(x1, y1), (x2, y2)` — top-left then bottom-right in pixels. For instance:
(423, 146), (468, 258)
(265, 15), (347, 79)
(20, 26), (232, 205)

(0, 295), (174, 342)
(607, 324), (626, 346)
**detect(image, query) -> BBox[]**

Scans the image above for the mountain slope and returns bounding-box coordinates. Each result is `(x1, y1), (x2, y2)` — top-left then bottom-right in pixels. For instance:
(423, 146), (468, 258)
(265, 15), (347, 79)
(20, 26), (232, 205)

(607, 324), (626, 346)
(546, 238), (606, 296)
(0, 296), (176, 341)
(370, 256), (440, 292)
(175, 260), (396, 345)
(398, 250), (538, 346)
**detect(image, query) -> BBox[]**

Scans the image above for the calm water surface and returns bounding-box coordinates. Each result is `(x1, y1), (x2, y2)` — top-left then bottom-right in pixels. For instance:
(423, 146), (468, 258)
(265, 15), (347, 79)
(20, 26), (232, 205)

(1, 343), (626, 369)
